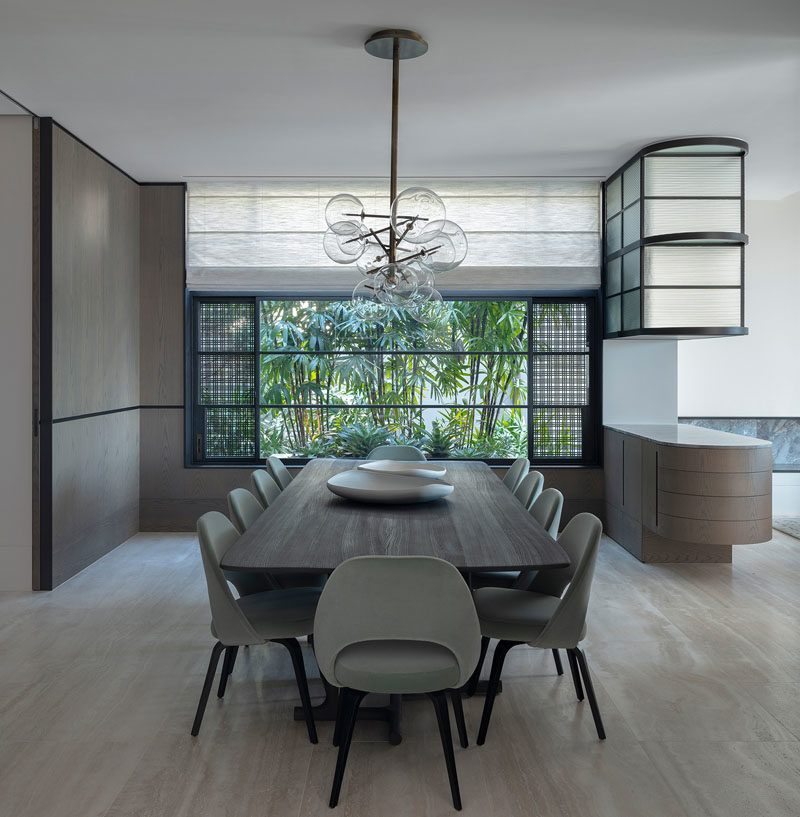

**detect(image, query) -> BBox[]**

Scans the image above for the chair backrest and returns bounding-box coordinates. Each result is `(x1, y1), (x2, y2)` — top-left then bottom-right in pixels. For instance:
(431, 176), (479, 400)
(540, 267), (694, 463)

(197, 512), (262, 645)
(227, 488), (264, 534)
(313, 556), (481, 689)
(502, 457), (530, 491)
(366, 444), (427, 461)
(514, 470), (544, 511)
(530, 487), (564, 539)
(268, 455), (294, 490)
(531, 513), (602, 649)
(251, 469), (281, 508)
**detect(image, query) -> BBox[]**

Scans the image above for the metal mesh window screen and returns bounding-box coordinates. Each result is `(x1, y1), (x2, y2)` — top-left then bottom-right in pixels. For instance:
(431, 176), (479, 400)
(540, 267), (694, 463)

(198, 355), (255, 404)
(531, 355), (587, 405)
(531, 408), (583, 458)
(204, 408), (256, 458)
(531, 303), (589, 352)
(198, 302), (255, 352)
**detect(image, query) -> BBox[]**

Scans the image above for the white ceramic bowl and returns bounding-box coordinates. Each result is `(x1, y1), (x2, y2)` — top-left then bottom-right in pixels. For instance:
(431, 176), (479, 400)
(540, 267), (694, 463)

(327, 470), (454, 504)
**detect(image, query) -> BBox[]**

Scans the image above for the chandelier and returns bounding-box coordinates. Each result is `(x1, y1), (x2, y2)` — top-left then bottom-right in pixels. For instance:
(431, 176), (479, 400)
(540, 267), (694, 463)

(322, 29), (467, 322)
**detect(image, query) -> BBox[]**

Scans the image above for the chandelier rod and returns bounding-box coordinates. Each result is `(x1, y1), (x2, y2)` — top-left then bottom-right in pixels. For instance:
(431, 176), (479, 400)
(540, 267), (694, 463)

(389, 35), (400, 263)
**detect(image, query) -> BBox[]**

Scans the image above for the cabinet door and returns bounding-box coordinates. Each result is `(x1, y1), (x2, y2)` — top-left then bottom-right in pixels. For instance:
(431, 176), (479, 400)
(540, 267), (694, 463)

(622, 434), (642, 521)
(604, 428), (624, 509)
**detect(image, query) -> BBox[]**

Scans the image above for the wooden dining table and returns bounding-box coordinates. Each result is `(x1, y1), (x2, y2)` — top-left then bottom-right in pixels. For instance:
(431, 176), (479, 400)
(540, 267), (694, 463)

(221, 457), (570, 742)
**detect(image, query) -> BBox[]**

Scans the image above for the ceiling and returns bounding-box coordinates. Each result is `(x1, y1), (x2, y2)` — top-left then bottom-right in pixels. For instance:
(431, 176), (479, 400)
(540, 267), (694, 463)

(1, 0), (799, 197)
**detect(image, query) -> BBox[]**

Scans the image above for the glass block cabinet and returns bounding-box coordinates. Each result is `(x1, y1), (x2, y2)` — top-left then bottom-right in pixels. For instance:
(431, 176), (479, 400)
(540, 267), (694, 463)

(603, 138), (748, 339)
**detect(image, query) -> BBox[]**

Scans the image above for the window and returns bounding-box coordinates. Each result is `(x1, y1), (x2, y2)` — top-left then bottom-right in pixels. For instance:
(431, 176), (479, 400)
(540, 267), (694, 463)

(187, 295), (599, 466)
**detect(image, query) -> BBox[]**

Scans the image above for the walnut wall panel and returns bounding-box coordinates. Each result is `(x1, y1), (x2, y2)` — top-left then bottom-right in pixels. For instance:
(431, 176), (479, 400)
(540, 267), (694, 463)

(51, 411), (139, 587)
(51, 125), (140, 418)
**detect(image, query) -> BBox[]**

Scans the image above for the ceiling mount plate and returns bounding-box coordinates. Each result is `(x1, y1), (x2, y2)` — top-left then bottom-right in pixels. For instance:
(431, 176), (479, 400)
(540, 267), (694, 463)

(364, 29), (428, 60)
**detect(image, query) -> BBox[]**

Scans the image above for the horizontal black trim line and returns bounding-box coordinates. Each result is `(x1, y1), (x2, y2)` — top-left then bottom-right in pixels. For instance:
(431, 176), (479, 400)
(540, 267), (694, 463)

(50, 404), (184, 424)
(606, 232), (748, 261)
(605, 327), (748, 338)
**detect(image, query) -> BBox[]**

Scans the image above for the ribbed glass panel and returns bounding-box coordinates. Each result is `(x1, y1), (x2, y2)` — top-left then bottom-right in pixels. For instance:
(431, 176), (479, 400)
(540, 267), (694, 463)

(622, 250), (640, 291)
(606, 176), (622, 216)
(187, 178), (601, 287)
(644, 246), (741, 286)
(644, 199), (741, 236)
(623, 291), (640, 330)
(644, 157), (741, 197)
(606, 213), (622, 254)
(605, 295), (621, 334)
(622, 202), (641, 246)
(643, 288), (741, 328)
(606, 257), (621, 295)
(623, 161), (641, 207)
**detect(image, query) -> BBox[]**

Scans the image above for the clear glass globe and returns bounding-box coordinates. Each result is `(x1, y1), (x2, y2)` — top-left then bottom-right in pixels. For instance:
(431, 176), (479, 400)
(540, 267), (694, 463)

(375, 263), (419, 305)
(323, 222), (366, 263)
(326, 194), (365, 231)
(356, 243), (387, 275)
(417, 220), (468, 271)
(391, 187), (446, 243)
(351, 278), (387, 324)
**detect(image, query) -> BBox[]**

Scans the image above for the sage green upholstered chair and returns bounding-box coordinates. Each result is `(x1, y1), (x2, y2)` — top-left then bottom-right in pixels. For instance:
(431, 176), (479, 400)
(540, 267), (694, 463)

(513, 470), (544, 511)
(502, 457), (529, 492)
(366, 444), (427, 461)
(512, 488), (565, 590)
(251, 468), (281, 508)
(472, 513), (605, 744)
(192, 511), (321, 743)
(314, 556), (482, 810)
(268, 455), (294, 490)
(227, 488), (264, 534)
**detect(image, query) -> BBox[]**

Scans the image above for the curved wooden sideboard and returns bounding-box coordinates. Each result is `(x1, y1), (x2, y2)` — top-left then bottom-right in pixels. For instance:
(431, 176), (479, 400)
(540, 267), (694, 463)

(604, 424), (772, 563)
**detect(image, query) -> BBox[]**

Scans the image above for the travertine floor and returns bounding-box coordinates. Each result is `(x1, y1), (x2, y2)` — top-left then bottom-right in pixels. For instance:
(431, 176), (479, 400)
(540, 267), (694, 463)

(1, 530), (799, 817)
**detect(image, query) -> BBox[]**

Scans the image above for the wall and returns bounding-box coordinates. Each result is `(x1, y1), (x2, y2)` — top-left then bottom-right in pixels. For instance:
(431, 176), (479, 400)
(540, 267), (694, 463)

(139, 185), (251, 531)
(0, 116), (33, 590)
(603, 339), (678, 425)
(678, 193), (800, 517)
(48, 124), (140, 586)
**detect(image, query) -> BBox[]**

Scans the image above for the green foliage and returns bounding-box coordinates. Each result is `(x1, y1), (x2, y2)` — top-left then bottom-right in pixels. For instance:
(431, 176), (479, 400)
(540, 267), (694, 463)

(423, 421), (454, 458)
(328, 421), (393, 459)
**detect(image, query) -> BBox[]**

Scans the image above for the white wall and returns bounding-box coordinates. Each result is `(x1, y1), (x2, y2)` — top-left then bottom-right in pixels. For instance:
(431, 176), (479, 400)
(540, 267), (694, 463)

(678, 193), (800, 416)
(603, 339), (678, 425)
(0, 116), (32, 590)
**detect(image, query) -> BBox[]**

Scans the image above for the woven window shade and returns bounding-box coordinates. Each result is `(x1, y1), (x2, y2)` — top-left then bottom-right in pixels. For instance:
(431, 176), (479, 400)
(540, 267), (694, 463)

(186, 178), (601, 293)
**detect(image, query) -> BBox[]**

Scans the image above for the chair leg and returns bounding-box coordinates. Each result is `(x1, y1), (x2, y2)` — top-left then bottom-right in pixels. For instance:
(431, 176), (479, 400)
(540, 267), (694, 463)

(566, 648), (584, 701)
(227, 645), (239, 675)
(552, 648), (563, 676)
(217, 646), (235, 699)
(429, 690), (462, 810)
(574, 647), (606, 740)
(332, 689), (345, 747)
(329, 687), (366, 808)
(476, 640), (520, 746)
(449, 690), (468, 749)
(274, 638), (318, 744)
(191, 641), (225, 736)
(464, 636), (490, 698)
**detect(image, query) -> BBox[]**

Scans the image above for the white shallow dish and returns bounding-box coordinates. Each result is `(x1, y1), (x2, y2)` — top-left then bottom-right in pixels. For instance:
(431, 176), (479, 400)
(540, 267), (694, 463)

(357, 459), (447, 480)
(327, 470), (454, 504)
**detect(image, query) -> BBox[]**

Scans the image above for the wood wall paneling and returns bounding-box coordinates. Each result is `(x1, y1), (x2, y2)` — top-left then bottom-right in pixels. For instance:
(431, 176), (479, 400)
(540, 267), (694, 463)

(51, 412), (139, 586)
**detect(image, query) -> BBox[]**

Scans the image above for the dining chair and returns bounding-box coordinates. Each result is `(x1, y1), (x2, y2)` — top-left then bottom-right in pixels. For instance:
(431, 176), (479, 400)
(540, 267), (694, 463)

(227, 487), (264, 534)
(313, 555), (481, 810)
(502, 457), (529, 492)
(192, 511), (321, 743)
(513, 470), (544, 511)
(268, 455), (294, 490)
(251, 468), (282, 508)
(471, 513), (605, 745)
(366, 444), (427, 461)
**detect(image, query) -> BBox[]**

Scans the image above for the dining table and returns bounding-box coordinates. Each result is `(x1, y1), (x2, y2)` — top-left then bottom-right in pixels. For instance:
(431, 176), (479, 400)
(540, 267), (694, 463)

(221, 457), (570, 743)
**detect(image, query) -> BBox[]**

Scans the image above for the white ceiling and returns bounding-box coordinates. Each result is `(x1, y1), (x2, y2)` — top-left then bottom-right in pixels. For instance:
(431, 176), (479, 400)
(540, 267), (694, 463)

(1, 0), (799, 197)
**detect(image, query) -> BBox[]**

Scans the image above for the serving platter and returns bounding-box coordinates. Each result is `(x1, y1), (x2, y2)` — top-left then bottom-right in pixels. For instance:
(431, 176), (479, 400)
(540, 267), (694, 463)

(327, 469), (454, 504)
(357, 459), (447, 480)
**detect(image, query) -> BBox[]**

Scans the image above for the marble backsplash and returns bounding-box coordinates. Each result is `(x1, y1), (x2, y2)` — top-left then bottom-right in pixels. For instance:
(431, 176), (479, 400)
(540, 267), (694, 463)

(680, 417), (800, 471)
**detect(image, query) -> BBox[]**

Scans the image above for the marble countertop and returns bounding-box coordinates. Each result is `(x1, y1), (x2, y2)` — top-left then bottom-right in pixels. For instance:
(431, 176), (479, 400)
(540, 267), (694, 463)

(606, 424), (772, 449)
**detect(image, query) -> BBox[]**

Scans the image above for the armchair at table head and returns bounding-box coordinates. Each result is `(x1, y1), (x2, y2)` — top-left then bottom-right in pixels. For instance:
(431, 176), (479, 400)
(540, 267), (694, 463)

(366, 444), (427, 462)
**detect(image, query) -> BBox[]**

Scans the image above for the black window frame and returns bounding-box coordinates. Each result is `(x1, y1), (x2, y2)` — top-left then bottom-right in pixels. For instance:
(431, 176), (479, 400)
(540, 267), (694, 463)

(185, 291), (602, 468)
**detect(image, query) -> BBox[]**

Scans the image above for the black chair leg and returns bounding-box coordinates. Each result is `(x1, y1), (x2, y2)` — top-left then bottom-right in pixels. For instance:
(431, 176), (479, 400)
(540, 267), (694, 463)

(429, 690), (462, 810)
(464, 636), (490, 697)
(574, 648), (606, 740)
(449, 690), (468, 749)
(217, 646), (235, 698)
(274, 638), (318, 744)
(332, 689), (345, 747)
(191, 641), (225, 736)
(330, 687), (366, 808)
(476, 640), (520, 746)
(566, 648), (584, 701)
(552, 649), (564, 675)
(227, 645), (239, 675)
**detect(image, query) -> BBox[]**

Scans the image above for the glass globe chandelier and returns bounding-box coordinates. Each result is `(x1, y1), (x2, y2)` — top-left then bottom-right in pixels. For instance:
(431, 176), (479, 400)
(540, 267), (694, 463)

(322, 29), (467, 322)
